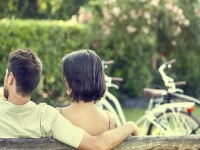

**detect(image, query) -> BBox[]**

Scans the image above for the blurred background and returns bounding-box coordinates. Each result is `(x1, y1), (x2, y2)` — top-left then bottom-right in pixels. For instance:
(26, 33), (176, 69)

(0, 0), (200, 121)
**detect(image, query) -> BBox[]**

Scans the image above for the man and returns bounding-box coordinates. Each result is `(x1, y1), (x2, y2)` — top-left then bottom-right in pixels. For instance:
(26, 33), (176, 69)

(0, 48), (139, 150)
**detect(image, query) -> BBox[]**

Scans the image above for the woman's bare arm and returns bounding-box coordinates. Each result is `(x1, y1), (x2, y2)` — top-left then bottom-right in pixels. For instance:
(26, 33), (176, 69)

(78, 121), (139, 150)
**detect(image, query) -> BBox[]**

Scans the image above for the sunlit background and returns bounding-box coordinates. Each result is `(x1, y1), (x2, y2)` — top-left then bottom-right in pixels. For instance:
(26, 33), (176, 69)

(0, 0), (200, 122)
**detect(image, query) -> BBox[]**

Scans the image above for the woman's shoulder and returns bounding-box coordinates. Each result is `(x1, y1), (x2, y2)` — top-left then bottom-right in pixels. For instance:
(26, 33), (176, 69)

(105, 111), (117, 129)
(96, 107), (117, 129)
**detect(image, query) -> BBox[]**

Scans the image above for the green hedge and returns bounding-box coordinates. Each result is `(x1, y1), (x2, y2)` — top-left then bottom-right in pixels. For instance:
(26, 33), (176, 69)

(0, 19), (90, 105)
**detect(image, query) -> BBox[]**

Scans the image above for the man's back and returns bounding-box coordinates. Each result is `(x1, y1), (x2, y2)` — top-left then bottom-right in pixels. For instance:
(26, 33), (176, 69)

(0, 100), (84, 148)
(0, 100), (55, 138)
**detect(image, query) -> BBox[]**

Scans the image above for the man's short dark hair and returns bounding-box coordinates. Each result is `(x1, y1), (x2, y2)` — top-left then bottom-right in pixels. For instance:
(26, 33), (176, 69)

(8, 48), (43, 96)
(62, 50), (106, 102)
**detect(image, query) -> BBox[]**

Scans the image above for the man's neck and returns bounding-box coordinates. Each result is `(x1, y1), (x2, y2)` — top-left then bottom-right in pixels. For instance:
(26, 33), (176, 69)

(8, 94), (30, 105)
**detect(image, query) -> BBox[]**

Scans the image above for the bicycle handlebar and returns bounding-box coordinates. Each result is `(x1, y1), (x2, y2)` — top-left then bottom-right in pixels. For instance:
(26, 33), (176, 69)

(105, 75), (122, 89)
(102, 60), (114, 66)
(111, 77), (123, 82)
(102, 60), (123, 87)
(174, 81), (187, 86)
(158, 59), (187, 93)
(165, 59), (176, 66)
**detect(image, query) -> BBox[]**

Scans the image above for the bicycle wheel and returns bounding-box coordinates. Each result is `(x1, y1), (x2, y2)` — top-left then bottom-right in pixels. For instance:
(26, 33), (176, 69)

(147, 110), (200, 135)
(136, 115), (152, 135)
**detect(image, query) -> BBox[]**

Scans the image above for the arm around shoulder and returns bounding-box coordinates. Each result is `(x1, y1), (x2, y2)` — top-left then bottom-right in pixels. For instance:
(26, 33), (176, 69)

(126, 121), (139, 136)
(78, 121), (139, 150)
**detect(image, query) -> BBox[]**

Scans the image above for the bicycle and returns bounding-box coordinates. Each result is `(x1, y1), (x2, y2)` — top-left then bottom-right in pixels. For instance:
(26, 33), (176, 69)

(97, 59), (200, 136)
(96, 60), (126, 126)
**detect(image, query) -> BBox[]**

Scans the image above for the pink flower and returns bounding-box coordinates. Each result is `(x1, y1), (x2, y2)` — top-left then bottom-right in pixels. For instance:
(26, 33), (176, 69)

(126, 26), (137, 33)
(92, 42), (99, 49)
(112, 7), (121, 17)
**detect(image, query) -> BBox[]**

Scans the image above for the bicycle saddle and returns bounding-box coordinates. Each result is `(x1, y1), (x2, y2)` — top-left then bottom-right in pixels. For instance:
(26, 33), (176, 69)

(143, 88), (167, 98)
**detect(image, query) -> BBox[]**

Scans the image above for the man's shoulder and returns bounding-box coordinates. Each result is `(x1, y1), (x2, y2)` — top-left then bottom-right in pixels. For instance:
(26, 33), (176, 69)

(0, 100), (12, 108)
(37, 102), (59, 116)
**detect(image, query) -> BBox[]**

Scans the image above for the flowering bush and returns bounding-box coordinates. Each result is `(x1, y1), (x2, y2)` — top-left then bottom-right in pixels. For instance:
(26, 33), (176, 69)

(71, 0), (200, 98)
(1, 1), (200, 99)
(101, 0), (190, 51)
(86, 0), (200, 96)
(97, 0), (190, 97)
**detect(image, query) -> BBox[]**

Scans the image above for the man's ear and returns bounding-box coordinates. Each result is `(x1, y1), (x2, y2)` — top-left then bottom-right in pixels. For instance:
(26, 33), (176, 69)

(7, 72), (15, 85)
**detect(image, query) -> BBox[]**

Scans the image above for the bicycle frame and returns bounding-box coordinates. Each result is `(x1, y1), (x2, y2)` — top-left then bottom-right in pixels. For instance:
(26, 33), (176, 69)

(96, 90), (126, 126)
(136, 94), (197, 135)
(97, 59), (200, 135)
(98, 84), (198, 135)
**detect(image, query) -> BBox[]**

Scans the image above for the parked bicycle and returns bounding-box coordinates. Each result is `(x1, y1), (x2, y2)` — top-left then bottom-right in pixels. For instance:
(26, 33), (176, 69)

(97, 59), (200, 136)
(96, 60), (126, 126)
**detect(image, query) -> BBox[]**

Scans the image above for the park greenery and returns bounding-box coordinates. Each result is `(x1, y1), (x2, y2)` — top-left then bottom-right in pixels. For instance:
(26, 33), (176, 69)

(0, 0), (200, 106)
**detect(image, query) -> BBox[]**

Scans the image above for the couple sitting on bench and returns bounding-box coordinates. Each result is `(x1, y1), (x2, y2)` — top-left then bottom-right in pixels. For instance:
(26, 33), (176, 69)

(0, 48), (138, 149)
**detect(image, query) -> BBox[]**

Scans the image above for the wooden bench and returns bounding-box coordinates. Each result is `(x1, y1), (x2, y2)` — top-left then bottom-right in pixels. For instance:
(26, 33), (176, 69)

(1, 135), (200, 149)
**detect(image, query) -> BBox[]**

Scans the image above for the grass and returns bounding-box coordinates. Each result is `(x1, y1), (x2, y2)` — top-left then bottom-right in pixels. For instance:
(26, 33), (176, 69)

(122, 107), (145, 122)
(122, 105), (200, 123)
(122, 106), (200, 135)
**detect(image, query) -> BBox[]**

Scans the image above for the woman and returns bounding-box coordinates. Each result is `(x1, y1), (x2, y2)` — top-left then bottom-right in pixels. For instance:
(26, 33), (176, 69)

(59, 50), (116, 135)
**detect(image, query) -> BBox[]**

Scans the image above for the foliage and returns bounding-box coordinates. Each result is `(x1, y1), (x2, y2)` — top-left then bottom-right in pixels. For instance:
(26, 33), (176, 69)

(78, 0), (200, 98)
(169, 0), (200, 97)
(0, 19), (89, 105)
(1, 0), (200, 102)
(0, 0), (89, 20)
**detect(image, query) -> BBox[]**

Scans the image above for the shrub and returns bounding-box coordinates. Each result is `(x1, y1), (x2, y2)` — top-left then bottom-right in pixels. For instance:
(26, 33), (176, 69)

(0, 19), (88, 105)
